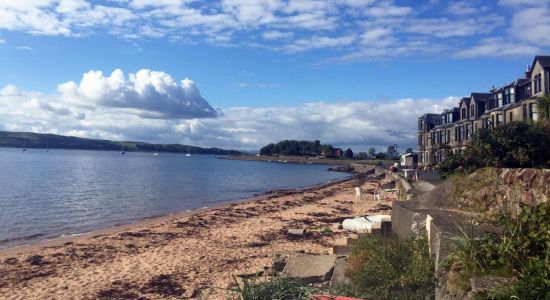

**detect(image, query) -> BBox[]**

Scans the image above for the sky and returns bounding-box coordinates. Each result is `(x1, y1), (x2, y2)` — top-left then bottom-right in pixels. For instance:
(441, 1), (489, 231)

(0, 0), (549, 152)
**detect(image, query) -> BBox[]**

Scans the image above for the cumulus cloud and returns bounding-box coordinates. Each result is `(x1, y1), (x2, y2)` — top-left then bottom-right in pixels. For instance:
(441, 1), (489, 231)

(0, 78), (459, 150)
(57, 69), (217, 119)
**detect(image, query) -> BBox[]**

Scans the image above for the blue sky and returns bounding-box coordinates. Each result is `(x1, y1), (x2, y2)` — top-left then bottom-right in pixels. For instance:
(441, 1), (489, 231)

(0, 0), (549, 151)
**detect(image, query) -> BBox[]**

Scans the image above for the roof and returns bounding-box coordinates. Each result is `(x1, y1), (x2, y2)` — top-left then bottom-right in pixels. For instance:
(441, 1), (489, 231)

(530, 55), (550, 72)
(418, 113), (439, 120)
(471, 92), (490, 102)
(459, 97), (471, 106)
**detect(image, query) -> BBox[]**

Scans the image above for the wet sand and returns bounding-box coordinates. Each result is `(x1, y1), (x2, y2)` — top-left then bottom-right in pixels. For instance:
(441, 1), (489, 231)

(0, 174), (394, 299)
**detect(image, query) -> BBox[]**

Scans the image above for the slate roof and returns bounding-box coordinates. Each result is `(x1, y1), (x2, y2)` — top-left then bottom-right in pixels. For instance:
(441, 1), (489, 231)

(531, 55), (550, 71)
(471, 93), (490, 102)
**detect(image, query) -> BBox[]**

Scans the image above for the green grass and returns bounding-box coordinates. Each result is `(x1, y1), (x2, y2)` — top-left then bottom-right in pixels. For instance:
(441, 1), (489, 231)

(233, 276), (317, 300)
(340, 233), (435, 300)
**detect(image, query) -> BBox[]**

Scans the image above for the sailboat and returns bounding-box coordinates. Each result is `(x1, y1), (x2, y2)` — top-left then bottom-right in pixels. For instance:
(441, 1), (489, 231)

(120, 144), (125, 154)
(154, 145), (159, 156)
(185, 146), (191, 157)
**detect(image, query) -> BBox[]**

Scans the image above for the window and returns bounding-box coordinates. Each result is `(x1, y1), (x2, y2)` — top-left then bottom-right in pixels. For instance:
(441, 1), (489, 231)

(458, 126), (464, 141)
(534, 74), (542, 94)
(471, 105), (475, 118)
(439, 130), (445, 144)
(530, 103), (539, 121)
(510, 87), (515, 103)
(498, 93), (503, 107)
(462, 108), (466, 119)
(447, 130), (450, 143)
(509, 112), (513, 123)
(523, 104), (528, 120)
(496, 114), (503, 126)
(418, 135), (423, 146)
(466, 124), (471, 139)
(418, 120), (423, 130)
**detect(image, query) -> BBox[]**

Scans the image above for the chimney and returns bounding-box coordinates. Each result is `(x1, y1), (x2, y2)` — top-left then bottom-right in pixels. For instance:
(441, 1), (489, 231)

(525, 64), (532, 79)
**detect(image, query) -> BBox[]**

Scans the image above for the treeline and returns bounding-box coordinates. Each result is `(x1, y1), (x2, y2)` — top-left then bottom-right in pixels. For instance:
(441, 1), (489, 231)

(260, 140), (339, 156)
(0, 131), (237, 155)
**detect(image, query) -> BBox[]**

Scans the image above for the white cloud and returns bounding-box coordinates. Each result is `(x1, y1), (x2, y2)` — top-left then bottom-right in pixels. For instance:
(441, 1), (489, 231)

(262, 30), (293, 40)
(283, 35), (355, 53)
(510, 7), (550, 46)
(0, 0), (547, 63)
(57, 69), (217, 119)
(455, 38), (540, 58)
(405, 15), (503, 38)
(0, 78), (459, 150)
(364, 3), (412, 18)
(498, 0), (550, 6)
(15, 46), (33, 51)
(446, 1), (479, 15)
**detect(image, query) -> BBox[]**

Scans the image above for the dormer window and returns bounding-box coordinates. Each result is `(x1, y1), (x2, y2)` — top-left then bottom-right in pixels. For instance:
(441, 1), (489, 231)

(498, 93), (503, 107)
(510, 87), (515, 103)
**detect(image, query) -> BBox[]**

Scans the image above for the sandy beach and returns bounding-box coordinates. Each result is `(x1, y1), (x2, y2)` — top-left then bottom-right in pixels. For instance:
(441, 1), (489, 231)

(0, 173), (393, 299)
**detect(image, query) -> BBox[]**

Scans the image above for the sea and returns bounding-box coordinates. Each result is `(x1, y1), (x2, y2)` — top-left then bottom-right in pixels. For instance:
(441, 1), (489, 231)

(0, 148), (350, 249)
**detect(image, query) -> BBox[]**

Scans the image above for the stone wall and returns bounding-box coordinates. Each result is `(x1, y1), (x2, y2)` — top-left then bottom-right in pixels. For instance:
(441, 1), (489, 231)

(451, 168), (550, 218)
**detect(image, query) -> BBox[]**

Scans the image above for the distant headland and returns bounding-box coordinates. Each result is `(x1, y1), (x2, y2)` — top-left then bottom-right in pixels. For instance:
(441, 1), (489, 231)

(0, 131), (239, 155)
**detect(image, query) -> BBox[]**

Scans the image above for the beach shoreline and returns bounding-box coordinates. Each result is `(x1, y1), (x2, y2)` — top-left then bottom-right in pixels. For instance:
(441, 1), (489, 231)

(0, 175), (354, 256)
(0, 171), (393, 299)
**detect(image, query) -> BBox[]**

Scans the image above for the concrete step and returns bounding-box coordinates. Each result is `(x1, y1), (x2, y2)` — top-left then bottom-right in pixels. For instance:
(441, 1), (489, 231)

(331, 244), (351, 257)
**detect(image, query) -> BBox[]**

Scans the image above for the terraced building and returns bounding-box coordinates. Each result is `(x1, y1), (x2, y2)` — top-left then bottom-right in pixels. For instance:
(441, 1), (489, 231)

(418, 55), (550, 167)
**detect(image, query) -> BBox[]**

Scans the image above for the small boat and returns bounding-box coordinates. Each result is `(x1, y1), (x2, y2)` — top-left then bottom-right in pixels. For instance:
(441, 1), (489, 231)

(120, 144), (125, 154)
(154, 145), (159, 156)
(185, 146), (191, 157)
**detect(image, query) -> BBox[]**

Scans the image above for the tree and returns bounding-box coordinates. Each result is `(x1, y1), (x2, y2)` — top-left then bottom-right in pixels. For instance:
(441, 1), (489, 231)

(344, 148), (354, 159)
(356, 152), (369, 160)
(368, 147), (376, 159)
(260, 143), (275, 155)
(405, 148), (413, 154)
(386, 145), (397, 159)
(438, 121), (550, 176)
(537, 94), (550, 126)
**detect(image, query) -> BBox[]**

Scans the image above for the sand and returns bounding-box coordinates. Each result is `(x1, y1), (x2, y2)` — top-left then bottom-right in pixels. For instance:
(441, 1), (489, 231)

(0, 174), (394, 299)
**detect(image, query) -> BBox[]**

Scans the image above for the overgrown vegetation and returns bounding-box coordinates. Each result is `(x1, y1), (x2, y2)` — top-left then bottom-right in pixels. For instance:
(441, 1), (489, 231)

(438, 121), (550, 177)
(446, 203), (550, 299)
(259, 140), (335, 156)
(232, 276), (317, 300)
(341, 234), (435, 299)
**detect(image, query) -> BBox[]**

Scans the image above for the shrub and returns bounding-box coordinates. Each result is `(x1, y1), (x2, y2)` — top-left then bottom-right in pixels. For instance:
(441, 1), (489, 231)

(447, 203), (550, 299)
(438, 122), (550, 177)
(233, 276), (317, 300)
(344, 234), (435, 299)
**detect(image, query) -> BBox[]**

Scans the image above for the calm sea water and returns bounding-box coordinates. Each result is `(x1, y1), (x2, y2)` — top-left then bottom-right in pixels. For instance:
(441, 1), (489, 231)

(0, 148), (349, 249)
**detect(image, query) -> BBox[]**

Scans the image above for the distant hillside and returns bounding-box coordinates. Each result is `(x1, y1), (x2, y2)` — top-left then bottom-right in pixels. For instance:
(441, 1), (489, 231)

(0, 131), (239, 155)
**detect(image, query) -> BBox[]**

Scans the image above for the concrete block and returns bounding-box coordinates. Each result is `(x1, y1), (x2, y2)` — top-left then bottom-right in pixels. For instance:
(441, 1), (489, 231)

(282, 253), (337, 284)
